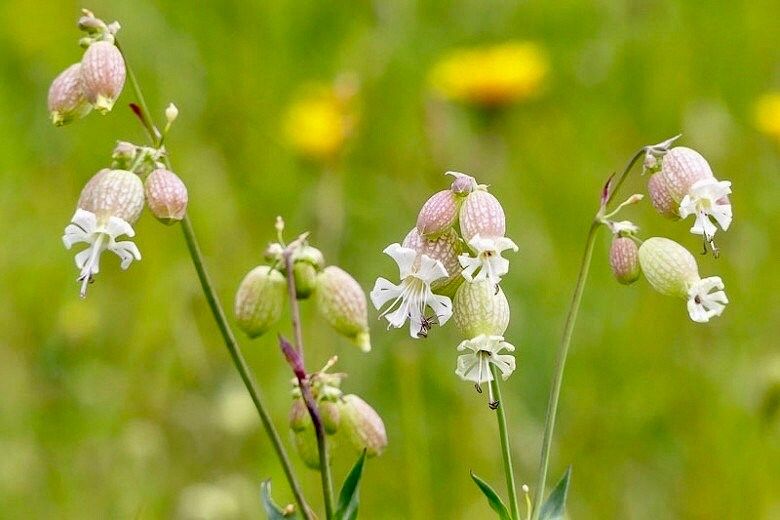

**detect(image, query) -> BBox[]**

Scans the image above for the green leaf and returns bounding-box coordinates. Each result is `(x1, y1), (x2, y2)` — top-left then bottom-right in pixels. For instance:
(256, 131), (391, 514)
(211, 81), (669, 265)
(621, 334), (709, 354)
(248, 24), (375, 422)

(469, 471), (512, 520)
(539, 467), (572, 520)
(335, 450), (367, 520)
(260, 480), (299, 519)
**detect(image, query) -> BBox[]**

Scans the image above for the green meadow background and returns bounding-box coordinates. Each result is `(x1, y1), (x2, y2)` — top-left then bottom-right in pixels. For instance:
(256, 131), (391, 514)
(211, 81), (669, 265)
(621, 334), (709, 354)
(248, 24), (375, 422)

(1, 0), (778, 518)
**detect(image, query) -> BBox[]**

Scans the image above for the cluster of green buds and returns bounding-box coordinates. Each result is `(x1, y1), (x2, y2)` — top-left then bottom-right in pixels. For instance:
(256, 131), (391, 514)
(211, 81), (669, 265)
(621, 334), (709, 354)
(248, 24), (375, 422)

(61, 118), (187, 298)
(234, 218), (371, 351)
(371, 172), (518, 406)
(600, 136), (731, 323)
(288, 358), (387, 469)
(47, 9), (126, 125)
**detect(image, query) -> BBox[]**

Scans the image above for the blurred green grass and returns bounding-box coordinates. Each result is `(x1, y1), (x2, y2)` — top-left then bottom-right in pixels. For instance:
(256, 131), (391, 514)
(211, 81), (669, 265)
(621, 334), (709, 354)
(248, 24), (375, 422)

(1, 0), (778, 518)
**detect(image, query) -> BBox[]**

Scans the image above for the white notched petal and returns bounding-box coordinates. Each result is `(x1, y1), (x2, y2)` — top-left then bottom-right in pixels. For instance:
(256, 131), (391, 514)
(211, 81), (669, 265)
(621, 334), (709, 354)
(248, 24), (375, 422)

(110, 240), (142, 269)
(458, 234), (518, 285)
(383, 243), (418, 280)
(370, 277), (403, 310)
(71, 208), (97, 231)
(105, 215), (136, 238)
(454, 335), (516, 385)
(74, 248), (94, 270)
(416, 254), (448, 284)
(426, 291), (453, 326)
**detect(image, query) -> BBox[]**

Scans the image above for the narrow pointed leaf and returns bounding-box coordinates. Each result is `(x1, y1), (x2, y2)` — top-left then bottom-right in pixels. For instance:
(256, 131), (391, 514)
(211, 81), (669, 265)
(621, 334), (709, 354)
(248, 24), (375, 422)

(335, 450), (367, 520)
(260, 480), (299, 519)
(469, 471), (512, 520)
(539, 467), (572, 520)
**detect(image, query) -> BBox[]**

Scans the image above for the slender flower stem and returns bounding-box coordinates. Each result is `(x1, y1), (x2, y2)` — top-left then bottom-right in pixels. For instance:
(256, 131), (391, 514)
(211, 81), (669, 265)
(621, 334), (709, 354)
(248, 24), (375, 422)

(531, 147), (648, 519)
(490, 366), (520, 520)
(282, 244), (335, 520)
(118, 42), (312, 519)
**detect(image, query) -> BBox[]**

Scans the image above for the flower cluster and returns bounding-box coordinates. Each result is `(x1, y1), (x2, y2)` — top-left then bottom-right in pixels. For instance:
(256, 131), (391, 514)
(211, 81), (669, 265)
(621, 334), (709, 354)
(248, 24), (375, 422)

(47, 10), (126, 125)
(602, 137), (732, 323)
(287, 358), (387, 470)
(429, 42), (548, 107)
(371, 172), (518, 405)
(234, 219), (371, 351)
(62, 139), (188, 298)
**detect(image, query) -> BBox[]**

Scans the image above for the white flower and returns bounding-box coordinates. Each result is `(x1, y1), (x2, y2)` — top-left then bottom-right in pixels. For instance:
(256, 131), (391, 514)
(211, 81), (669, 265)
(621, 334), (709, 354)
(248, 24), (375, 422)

(687, 276), (728, 323)
(62, 208), (141, 298)
(455, 334), (516, 404)
(610, 220), (639, 235)
(458, 234), (518, 285)
(679, 179), (732, 239)
(370, 243), (452, 338)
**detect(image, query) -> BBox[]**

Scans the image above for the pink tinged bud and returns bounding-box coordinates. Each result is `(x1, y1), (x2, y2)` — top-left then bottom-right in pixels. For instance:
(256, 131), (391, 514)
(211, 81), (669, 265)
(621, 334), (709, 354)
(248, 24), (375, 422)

(78, 169), (145, 224)
(340, 394), (387, 457)
(234, 266), (286, 338)
(609, 237), (640, 285)
(658, 147), (715, 202)
(416, 189), (460, 237)
(144, 168), (188, 224)
(448, 171), (478, 194)
(48, 63), (92, 126)
(452, 280), (510, 339)
(647, 172), (679, 219)
(289, 398), (309, 432)
(638, 237), (699, 298)
(459, 190), (506, 242)
(314, 266), (371, 351)
(402, 227), (462, 294)
(80, 41), (126, 114)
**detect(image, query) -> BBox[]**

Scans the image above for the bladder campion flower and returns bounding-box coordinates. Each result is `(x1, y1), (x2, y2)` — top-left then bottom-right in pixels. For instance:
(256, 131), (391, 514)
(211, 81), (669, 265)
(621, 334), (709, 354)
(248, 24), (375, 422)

(458, 234), (518, 285)
(455, 335), (516, 401)
(370, 243), (453, 338)
(678, 178), (732, 239)
(430, 42), (548, 107)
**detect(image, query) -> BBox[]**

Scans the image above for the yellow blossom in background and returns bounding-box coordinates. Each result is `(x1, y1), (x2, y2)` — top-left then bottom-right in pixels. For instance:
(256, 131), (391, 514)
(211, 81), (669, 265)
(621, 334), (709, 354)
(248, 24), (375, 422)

(754, 92), (780, 141)
(430, 42), (548, 107)
(283, 75), (358, 162)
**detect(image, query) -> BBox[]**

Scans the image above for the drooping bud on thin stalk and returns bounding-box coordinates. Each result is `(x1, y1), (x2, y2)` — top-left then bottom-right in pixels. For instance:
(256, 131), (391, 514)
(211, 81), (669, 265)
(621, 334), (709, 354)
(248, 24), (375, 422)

(315, 266), (371, 351)
(234, 266), (286, 338)
(291, 245), (325, 299)
(452, 279), (511, 338)
(81, 41), (126, 114)
(340, 394), (388, 457)
(609, 237), (640, 285)
(460, 189), (506, 242)
(48, 63), (92, 126)
(145, 168), (188, 224)
(416, 189), (460, 237)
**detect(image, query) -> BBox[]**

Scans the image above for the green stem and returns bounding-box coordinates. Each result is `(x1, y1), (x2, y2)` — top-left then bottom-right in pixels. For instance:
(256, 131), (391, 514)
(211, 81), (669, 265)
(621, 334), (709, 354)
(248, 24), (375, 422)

(531, 146), (647, 518)
(119, 42), (312, 520)
(490, 367), (520, 520)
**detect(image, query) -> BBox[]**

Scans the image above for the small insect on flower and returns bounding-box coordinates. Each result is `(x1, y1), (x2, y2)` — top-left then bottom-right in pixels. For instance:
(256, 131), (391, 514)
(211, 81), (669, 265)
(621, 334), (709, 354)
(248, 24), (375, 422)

(415, 313), (442, 339)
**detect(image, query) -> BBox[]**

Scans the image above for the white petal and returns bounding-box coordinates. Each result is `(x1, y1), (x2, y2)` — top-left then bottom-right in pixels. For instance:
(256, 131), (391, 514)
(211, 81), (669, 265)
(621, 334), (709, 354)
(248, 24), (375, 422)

(710, 203), (732, 231)
(416, 254), (448, 284)
(370, 277), (403, 310)
(104, 216), (135, 238)
(425, 291), (453, 326)
(458, 254), (480, 281)
(62, 224), (89, 249)
(74, 248), (93, 269)
(494, 236), (519, 253)
(110, 240), (142, 269)
(383, 243), (417, 279)
(71, 208), (97, 231)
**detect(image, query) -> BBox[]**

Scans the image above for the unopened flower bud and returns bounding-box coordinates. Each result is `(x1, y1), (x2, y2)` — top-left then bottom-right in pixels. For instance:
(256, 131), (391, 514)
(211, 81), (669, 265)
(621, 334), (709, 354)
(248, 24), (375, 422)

(654, 147), (714, 207)
(416, 190), (460, 237)
(80, 41), (126, 114)
(452, 279), (510, 339)
(448, 171), (478, 194)
(289, 398), (309, 432)
(111, 141), (136, 167)
(647, 173), (679, 219)
(48, 63), (92, 126)
(293, 262), (318, 299)
(291, 427), (325, 470)
(609, 237), (640, 285)
(234, 266), (286, 338)
(319, 401), (341, 435)
(165, 103), (179, 123)
(402, 227), (462, 295)
(78, 169), (145, 224)
(294, 245), (325, 270)
(340, 394), (387, 457)
(459, 189), (506, 242)
(638, 237), (698, 298)
(315, 266), (371, 351)
(77, 14), (105, 34)
(144, 168), (188, 224)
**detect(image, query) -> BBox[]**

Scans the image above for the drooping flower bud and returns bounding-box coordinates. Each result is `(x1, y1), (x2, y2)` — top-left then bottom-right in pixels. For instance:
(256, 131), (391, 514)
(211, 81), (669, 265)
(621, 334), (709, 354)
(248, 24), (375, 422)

(416, 190), (460, 237)
(609, 237), (640, 285)
(315, 266), (371, 351)
(291, 427), (325, 470)
(648, 147), (715, 217)
(80, 41), (126, 114)
(448, 171), (478, 195)
(319, 400), (341, 435)
(402, 227), (462, 295)
(452, 279), (510, 339)
(638, 237), (728, 322)
(144, 168), (188, 224)
(289, 398), (309, 432)
(165, 103), (179, 124)
(290, 398), (340, 435)
(292, 245), (325, 299)
(459, 189), (506, 242)
(234, 266), (286, 338)
(647, 172), (679, 219)
(48, 63), (92, 126)
(340, 394), (387, 457)
(78, 169), (145, 224)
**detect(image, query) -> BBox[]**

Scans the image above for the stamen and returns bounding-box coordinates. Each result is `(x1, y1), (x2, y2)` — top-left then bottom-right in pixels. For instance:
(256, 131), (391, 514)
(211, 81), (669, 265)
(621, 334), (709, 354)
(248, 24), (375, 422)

(78, 233), (105, 298)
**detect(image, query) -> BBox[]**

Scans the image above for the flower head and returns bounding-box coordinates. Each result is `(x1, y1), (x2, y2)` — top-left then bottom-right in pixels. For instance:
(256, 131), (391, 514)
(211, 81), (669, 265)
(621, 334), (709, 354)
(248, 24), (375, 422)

(687, 276), (729, 323)
(678, 178), (732, 240)
(458, 234), (518, 285)
(456, 334), (516, 405)
(62, 208), (141, 298)
(370, 243), (452, 338)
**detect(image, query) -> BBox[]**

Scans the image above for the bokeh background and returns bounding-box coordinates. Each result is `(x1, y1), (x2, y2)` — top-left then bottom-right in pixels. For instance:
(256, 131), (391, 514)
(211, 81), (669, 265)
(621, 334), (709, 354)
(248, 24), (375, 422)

(1, 0), (779, 518)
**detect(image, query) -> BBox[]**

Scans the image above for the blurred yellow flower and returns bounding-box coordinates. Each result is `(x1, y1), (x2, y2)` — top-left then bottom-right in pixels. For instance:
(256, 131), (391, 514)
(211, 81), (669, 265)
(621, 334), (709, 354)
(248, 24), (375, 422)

(430, 42), (548, 107)
(283, 77), (358, 162)
(755, 92), (780, 140)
